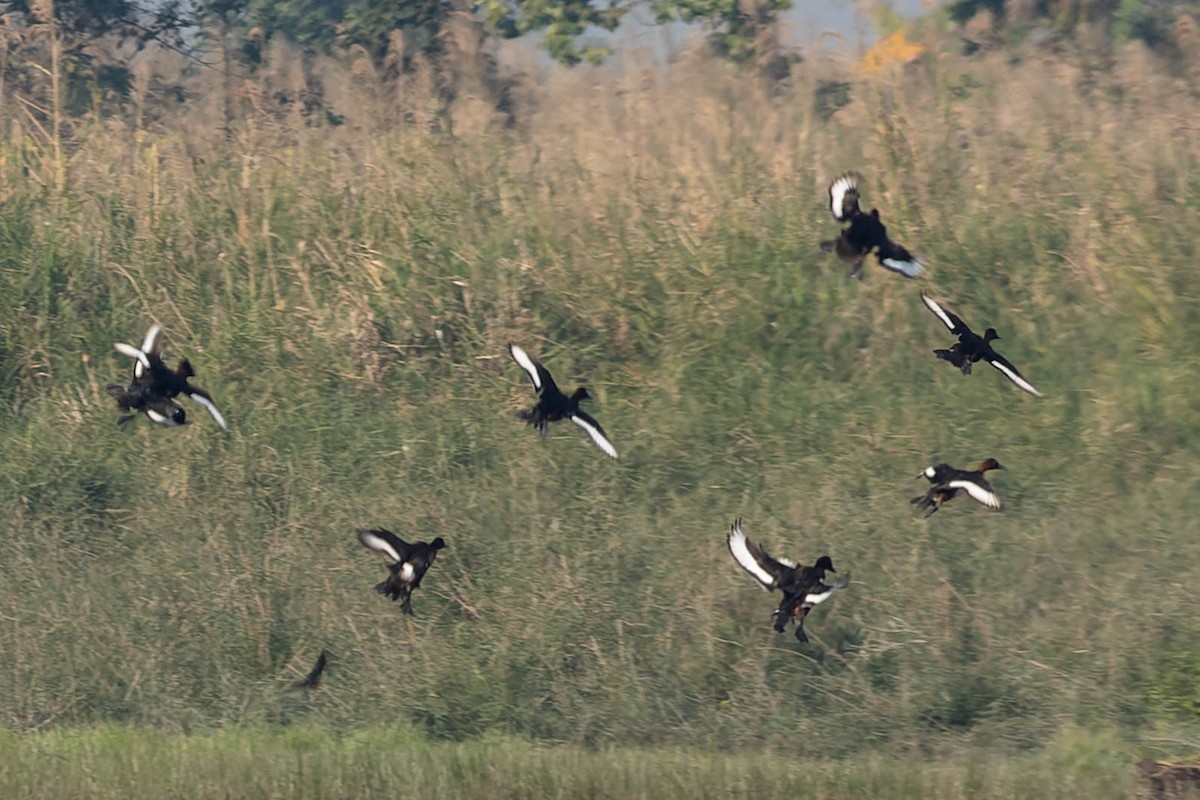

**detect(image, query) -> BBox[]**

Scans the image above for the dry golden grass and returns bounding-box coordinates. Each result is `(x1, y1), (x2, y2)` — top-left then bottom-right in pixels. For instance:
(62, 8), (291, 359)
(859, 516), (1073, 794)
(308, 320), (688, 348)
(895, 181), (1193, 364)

(0, 25), (1198, 775)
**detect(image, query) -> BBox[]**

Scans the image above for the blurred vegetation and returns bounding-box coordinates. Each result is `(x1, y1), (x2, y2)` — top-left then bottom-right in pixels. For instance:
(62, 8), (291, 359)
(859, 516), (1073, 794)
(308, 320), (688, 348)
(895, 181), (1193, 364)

(947, 0), (1200, 57)
(0, 724), (1135, 799)
(0, 8), (1199, 791)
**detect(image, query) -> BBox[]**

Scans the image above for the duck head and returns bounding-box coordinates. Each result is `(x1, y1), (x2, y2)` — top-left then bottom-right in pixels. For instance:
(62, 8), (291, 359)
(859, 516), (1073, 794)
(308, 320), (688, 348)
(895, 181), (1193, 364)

(430, 537), (447, 551)
(978, 458), (1005, 473)
(813, 555), (836, 574)
(570, 387), (591, 403)
(983, 328), (1001, 343)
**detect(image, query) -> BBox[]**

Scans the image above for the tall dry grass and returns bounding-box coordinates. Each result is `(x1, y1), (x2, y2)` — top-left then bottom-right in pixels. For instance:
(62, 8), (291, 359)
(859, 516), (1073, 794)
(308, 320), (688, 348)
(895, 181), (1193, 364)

(0, 25), (1198, 766)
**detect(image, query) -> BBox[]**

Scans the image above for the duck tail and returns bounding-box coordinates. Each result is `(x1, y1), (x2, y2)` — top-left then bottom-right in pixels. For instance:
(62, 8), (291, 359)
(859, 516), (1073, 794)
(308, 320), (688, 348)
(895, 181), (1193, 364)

(911, 494), (939, 517)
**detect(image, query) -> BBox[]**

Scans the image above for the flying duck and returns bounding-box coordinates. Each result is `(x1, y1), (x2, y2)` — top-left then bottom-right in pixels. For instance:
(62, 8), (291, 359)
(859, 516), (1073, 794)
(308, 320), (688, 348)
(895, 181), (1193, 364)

(911, 458), (1005, 517)
(357, 528), (446, 615)
(292, 651), (329, 690)
(508, 342), (618, 460)
(725, 519), (850, 643)
(113, 323), (230, 430)
(820, 172), (925, 279)
(920, 293), (1042, 397)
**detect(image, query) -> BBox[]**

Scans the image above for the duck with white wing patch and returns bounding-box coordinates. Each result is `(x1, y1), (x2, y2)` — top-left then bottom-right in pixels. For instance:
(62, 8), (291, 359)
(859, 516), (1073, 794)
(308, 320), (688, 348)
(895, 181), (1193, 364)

(726, 518), (850, 644)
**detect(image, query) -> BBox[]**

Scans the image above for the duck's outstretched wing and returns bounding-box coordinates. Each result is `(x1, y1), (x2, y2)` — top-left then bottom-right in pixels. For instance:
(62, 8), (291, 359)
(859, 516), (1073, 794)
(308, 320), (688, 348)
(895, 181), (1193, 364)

(943, 478), (1002, 509)
(508, 343), (558, 395)
(802, 572), (851, 607)
(828, 173), (862, 222)
(985, 352), (1042, 397)
(115, 341), (153, 372)
(183, 386), (229, 431)
(357, 528), (408, 563)
(114, 324), (162, 379)
(920, 292), (968, 335)
(875, 240), (925, 278)
(136, 324), (163, 379)
(569, 410), (618, 459)
(726, 519), (796, 591)
(292, 651), (328, 690)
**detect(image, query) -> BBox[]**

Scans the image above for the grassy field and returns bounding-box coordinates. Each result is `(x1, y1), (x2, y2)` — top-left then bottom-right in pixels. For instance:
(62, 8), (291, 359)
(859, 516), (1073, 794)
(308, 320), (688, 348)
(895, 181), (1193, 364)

(0, 725), (1135, 799)
(1, 19), (1199, 795)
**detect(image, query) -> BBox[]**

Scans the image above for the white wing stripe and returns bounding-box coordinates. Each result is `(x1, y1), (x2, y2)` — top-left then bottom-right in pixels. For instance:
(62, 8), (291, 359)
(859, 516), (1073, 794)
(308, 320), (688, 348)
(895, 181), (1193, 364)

(145, 408), (182, 427)
(803, 587), (836, 606)
(508, 344), (542, 391)
(140, 324), (162, 354)
(187, 393), (229, 432)
(358, 531), (402, 563)
(881, 258), (925, 278)
(804, 573), (851, 606)
(726, 524), (776, 590)
(569, 415), (618, 459)
(988, 359), (1042, 397)
(947, 479), (1002, 508)
(115, 342), (152, 370)
(829, 175), (857, 220)
(921, 293), (957, 332)
(136, 324), (162, 379)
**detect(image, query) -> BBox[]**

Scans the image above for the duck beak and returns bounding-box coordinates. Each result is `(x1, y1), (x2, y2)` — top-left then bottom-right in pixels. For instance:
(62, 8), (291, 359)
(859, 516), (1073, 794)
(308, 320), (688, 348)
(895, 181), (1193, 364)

(996, 463), (1006, 470)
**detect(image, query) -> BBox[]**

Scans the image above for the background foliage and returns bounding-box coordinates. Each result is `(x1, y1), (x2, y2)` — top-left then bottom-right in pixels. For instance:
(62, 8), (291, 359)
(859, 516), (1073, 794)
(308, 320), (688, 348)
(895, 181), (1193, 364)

(1, 3), (1200, 791)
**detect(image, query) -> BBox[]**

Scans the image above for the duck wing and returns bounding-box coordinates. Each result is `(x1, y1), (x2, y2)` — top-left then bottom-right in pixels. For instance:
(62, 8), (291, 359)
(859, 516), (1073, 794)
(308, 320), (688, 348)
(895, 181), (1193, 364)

(985, 352), (1042, 397)
(828, 173), (862, 222)
(920, 292), (970, 335)
(293, 651), (328, 690)
(114, 341), (153, 373)
(726, 519), (797, 591)
(943, 476), (1002, 509)
(569, 410), (619, 459)
(357, 528), (409, 563)
(183, 385), (229, 431)
(875, 239), (925, 278)
(136, 324), (163, 379)
(802, 572), (851, 607)
(508, 343), (559, 396)
(114, 324), (163, 380)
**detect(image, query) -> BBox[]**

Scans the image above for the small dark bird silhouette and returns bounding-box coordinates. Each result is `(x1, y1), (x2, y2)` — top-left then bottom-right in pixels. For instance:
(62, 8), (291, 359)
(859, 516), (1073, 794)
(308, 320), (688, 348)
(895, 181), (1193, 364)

(292, 651), (328, 690)
(112, 324), (229, 430)
(508, 343), (618, 459)
(726, 519), (850, 644)
(820, 173), (924, 279)
(912, 459), (1005, 517)
(920, 293), (1042, 397)
(357, 529), (446, 615)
